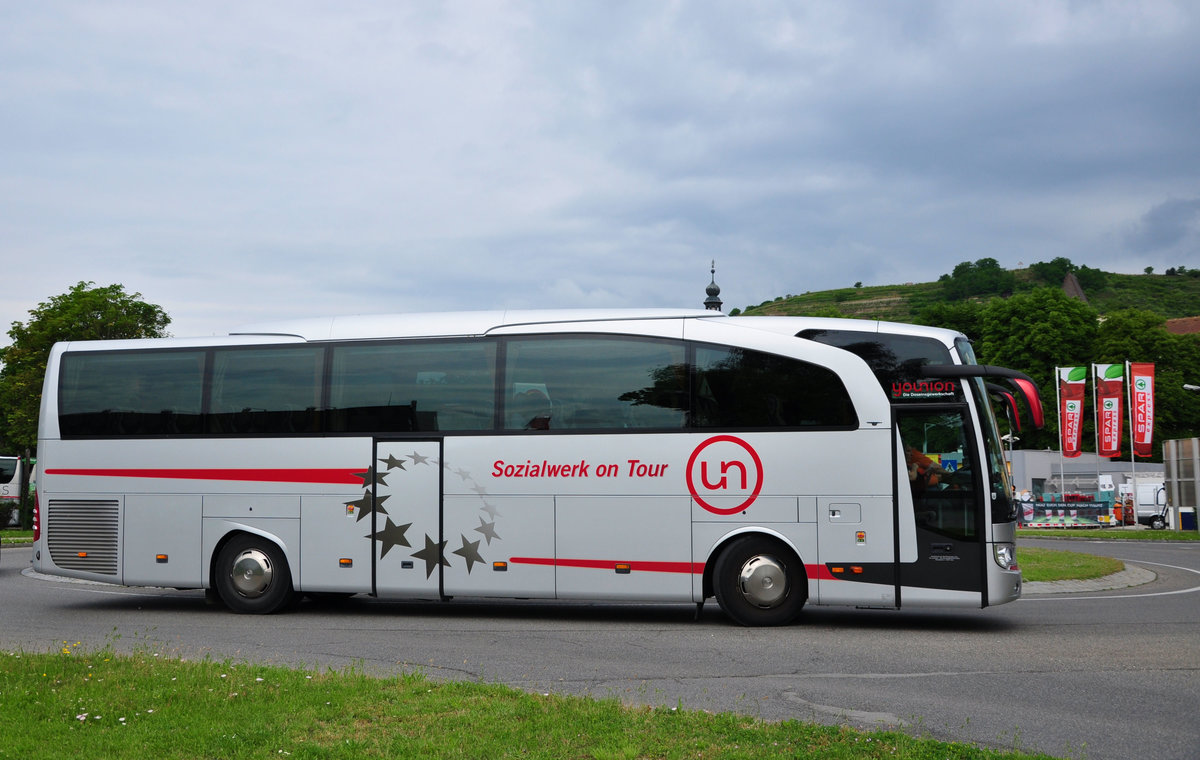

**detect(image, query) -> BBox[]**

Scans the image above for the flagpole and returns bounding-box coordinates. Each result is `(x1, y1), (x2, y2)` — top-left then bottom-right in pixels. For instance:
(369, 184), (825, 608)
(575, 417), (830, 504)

(1126, 360), (1137, 510)
(1056, 366), (1065, 497)
(1091, 364), (1100, 494)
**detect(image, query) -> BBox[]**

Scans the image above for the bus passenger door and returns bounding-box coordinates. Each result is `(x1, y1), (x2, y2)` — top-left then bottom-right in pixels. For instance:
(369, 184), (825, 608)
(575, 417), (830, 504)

(371, 439), (445, 598)
(894, 406), (985, 603)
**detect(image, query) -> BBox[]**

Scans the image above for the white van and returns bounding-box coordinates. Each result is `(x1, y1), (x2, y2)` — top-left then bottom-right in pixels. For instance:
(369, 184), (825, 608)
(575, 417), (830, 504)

(1118, 482), (1167, 529)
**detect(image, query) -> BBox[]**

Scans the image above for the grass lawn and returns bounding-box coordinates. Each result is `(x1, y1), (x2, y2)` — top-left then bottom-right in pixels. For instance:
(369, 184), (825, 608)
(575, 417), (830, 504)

(0, 648), (1057, 759)
(1017, 547), (1123, 583)
(1018, 528), (1200, 541)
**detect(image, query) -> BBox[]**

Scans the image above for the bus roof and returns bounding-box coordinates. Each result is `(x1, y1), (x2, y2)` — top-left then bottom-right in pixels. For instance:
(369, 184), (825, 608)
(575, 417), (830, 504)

(230, 309), (723, 341)
(729, 315), (966, 345)
(51, 310), (969, 352)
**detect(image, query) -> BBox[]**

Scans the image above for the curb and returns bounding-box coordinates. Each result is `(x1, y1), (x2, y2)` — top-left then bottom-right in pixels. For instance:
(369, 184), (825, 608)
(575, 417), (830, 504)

(1023, 563), (1157, 594)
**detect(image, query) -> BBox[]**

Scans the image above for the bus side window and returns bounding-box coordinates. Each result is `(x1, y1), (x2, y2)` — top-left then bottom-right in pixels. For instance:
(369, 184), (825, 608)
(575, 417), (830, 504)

(59, 351), (206, 437)
(504, 336), (686, 432)
(692, 345), (857, 429)
(330, 340), (496, 433)
(208, 347), (323, 435)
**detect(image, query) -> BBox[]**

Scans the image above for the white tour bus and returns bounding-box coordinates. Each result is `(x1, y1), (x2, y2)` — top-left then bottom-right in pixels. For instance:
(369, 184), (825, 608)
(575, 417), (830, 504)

(32, 309), (1042, 625)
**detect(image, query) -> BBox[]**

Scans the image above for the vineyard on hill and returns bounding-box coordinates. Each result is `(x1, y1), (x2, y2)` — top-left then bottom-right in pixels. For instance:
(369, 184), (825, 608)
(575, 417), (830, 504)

(736, 264), (1200, 323)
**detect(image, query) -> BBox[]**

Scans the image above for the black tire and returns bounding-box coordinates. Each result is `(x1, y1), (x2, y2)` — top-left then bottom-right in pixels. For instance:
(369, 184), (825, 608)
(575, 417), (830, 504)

(713, 535), (807, 626)
(1150, 515), (1167, 530)
(214, 534), (296, 614)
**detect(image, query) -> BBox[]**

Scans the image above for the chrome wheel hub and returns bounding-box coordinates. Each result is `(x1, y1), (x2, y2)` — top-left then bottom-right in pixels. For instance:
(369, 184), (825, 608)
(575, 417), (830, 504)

(738, 554), (788, 608)
(230, 549), (273, 598)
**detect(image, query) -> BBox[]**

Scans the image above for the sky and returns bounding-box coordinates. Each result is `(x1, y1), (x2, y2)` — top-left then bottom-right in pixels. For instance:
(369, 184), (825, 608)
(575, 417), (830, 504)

(2, 1), (1199, 340)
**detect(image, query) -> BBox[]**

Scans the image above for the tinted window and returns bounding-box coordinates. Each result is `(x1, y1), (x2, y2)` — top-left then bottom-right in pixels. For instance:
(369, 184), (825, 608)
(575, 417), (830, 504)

(798, 329), (958, 402)
(503, 337), (686, 431)
(693, 345), (857, 428)
(329, 340), (496, 432)
(208, 347), (324, 434)
(59, 351), (207, 436)
(56, 335), (863, 438)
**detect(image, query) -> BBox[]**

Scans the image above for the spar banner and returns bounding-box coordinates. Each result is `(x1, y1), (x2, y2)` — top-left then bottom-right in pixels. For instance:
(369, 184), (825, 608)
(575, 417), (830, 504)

(1093, 364), (1124, 458)
(1058, 366), (1086, 458)
(1129, 362), (1155, 458)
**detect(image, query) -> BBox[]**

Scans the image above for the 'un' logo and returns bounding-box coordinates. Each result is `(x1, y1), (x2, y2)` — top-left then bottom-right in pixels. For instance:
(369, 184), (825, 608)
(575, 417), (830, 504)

(686, 435), (764, 515)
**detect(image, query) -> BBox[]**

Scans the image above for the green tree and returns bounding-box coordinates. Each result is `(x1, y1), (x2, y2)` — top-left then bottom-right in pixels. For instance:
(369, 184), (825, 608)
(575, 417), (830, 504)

(976, 288), (1099, 450)
(1075, 264), (1108, 291)
(940, 258), (1016, 299)
(1093, 309), (1170, 361)
(1027, 257), (1108, 293)
(1028, 257), (1076, 285)
(0, 282), (170, 451)
(913, 300), (985, 343)
(1094, 309), (1200, 445)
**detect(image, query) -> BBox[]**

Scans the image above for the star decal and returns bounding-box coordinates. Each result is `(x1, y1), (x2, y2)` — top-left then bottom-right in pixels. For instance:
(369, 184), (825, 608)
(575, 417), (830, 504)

(354, 466), (388, 488)
(474, 516), (501, 545)
(349, 448), (509, 583)
(368, 518), (412, 558)
(453, 534), (485, 573)
(346, 493), (390, 522)
(379, 454), (407, 471)
(412, 534), (450, 578)
(408, 451), (430, 466)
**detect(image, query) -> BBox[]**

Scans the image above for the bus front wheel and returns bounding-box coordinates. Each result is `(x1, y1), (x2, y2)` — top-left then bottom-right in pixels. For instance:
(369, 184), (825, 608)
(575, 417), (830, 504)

(214, 534), (296, 614)
(714, 535), (806, 626)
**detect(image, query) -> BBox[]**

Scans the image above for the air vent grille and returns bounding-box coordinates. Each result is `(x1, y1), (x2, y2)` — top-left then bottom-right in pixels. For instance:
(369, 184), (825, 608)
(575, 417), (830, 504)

(46, 500), (120, 575)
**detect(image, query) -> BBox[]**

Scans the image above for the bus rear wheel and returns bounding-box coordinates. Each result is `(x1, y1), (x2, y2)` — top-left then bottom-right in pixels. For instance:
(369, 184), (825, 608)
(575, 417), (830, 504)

(714, 535), (806, 626)
(214, 534), (296, 614)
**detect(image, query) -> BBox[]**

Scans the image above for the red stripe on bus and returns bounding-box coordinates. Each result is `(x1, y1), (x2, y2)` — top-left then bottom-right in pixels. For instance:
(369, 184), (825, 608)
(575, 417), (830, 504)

(510, 557), (705, 574)
(43, 468), (366, 485)
(807, 564), (838, 581)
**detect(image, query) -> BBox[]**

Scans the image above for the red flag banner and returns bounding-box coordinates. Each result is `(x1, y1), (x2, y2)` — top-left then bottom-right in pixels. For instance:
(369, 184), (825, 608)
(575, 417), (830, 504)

(1129, 362), (1155, 458)
(1058, 366), (1086, 458)
(1094, 364), (1124, 458)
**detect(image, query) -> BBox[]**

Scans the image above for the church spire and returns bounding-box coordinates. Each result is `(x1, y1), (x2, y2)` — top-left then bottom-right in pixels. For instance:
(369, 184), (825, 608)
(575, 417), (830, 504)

(704, 260), (723, 312)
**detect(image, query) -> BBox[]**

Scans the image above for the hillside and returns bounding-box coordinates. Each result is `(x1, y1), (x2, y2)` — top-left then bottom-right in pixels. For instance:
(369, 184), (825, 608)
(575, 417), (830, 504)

(737, 268), (1200, 322)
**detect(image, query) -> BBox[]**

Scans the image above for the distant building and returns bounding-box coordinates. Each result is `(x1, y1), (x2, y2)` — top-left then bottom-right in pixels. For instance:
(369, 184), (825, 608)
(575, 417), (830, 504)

(1166, 316), (1200, 335)
(1007, 449), (1162, 497)
(704, 261), (722, 312)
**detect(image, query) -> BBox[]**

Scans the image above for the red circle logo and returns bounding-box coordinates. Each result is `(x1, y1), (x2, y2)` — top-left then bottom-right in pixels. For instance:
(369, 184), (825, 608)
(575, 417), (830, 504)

(686, 435), (764, 515)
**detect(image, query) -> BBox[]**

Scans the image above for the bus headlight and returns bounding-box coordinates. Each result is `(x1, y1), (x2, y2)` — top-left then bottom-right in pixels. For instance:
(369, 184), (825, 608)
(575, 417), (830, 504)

(993, 542), (1017, 571)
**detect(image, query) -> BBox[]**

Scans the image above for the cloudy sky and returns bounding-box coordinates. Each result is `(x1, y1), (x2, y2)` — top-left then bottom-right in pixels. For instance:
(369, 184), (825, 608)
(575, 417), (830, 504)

(3, 1), (1198, 339)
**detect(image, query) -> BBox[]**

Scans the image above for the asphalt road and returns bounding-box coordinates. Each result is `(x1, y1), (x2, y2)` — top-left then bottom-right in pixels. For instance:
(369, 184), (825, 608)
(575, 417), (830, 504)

(2, 536), (1197, 759)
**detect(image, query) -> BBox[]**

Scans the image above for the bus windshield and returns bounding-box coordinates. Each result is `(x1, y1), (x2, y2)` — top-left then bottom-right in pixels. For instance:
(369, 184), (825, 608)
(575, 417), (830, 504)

(955, 338), (1017, 522)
